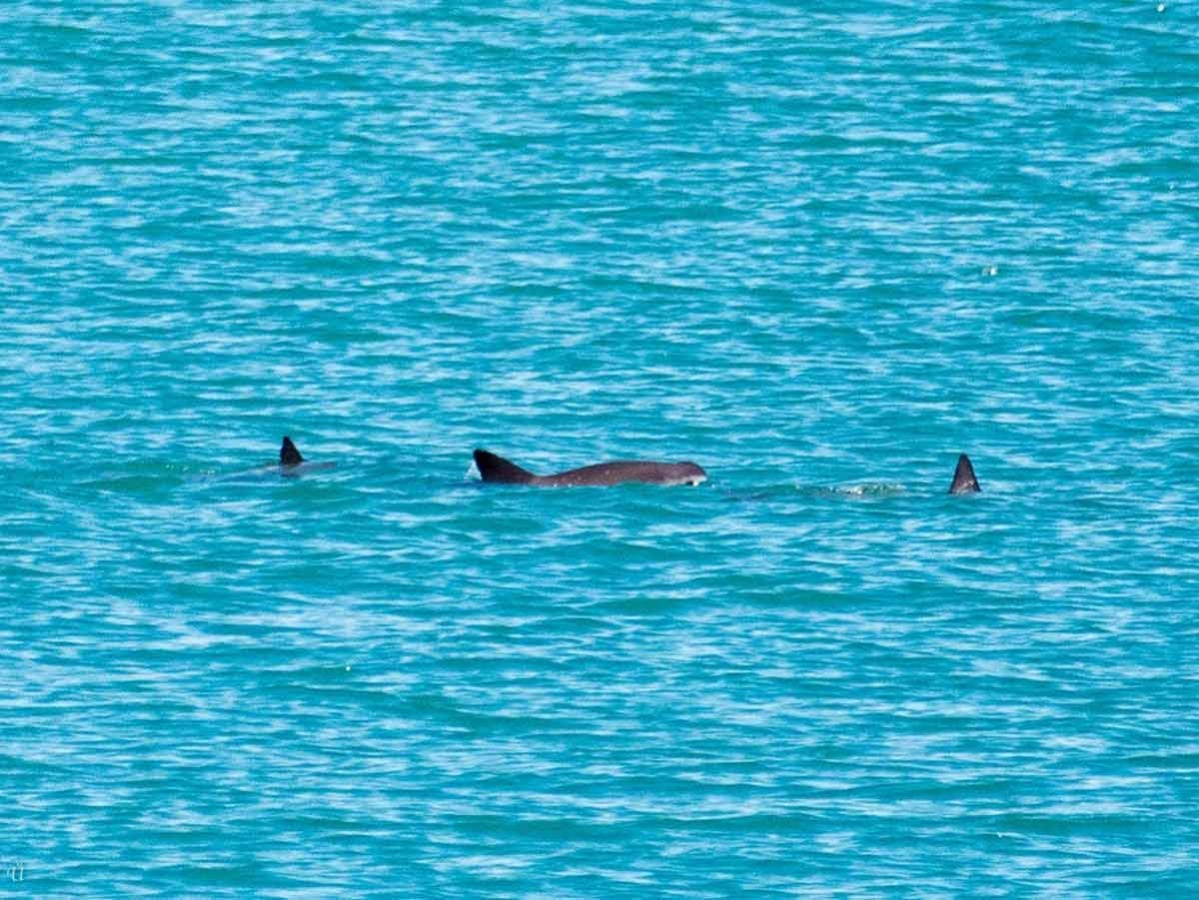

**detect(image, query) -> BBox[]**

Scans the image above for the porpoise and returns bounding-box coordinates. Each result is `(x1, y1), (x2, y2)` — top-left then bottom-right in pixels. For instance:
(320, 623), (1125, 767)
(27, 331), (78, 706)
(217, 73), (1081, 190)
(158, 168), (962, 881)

(278, 436), (335, 475)
(281, 436), (304, 467)
(948, 453), (980, 494)
(473, 449), (706, 487)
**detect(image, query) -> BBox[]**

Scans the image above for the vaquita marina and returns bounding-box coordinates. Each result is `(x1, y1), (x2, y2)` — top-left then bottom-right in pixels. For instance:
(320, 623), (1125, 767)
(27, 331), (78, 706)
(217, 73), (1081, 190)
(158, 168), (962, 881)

(2, 2), (1197, 895)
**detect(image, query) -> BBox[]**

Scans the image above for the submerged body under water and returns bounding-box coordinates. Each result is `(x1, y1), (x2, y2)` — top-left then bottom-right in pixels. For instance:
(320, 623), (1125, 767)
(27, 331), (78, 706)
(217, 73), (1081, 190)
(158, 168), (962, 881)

(3, 1), (1198, 895)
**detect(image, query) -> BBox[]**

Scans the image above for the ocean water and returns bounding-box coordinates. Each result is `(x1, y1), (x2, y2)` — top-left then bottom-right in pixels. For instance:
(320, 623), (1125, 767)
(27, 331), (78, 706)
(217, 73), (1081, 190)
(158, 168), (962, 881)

(2, 1), (1198, 895)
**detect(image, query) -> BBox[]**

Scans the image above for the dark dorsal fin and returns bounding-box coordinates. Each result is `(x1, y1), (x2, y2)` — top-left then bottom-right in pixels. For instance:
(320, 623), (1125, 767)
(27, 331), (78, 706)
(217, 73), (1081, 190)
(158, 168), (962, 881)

(473, 449), (537, 484)
(948, 453), (980, 494)
(280, 436), (304, 467)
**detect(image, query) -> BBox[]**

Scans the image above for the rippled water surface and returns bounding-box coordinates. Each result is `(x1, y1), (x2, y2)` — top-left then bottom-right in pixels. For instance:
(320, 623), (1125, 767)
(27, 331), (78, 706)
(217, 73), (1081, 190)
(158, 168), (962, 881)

(3, 1), (1198, 895)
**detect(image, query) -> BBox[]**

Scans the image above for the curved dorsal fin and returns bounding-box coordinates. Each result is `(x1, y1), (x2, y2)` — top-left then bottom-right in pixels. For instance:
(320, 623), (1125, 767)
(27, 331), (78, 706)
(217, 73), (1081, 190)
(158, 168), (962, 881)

(280, 436), (304, 466)
(948, 453), (980, 494)
(473, 449), (536, 484)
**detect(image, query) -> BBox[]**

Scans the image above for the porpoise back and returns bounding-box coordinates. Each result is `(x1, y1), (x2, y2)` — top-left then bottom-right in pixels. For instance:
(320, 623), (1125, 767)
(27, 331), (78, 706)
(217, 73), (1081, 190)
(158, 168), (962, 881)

(948, 453), (981, 494)
(277, 436), (335, 475)
(472, 449), (538, 484)
(281, 436), (304, 467)
(473, 449), (706, 487)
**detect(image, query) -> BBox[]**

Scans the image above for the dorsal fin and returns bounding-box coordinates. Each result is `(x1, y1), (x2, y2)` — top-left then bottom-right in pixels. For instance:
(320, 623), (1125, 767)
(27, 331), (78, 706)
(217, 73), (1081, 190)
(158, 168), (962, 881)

(280, 436), (304, 466)
(948, 453), (980, 494)
(473, 449), (537, 484)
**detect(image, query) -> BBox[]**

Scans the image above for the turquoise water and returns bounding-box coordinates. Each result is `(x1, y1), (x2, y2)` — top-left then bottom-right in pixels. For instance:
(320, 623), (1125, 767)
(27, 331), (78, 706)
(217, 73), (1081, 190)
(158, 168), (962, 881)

(3, 1), (1198, 894)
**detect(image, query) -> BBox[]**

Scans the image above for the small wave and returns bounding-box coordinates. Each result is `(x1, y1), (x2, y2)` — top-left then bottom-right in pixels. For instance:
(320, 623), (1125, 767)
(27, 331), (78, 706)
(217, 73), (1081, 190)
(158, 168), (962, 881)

(726, 482), (906, 502)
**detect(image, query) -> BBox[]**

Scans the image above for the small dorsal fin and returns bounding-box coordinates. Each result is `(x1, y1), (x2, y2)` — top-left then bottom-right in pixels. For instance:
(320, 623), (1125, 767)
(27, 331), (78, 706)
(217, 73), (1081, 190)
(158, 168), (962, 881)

(473, 449), (537, 484)
(949, 453), (980, 494)
(280, 436), (304, 466)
